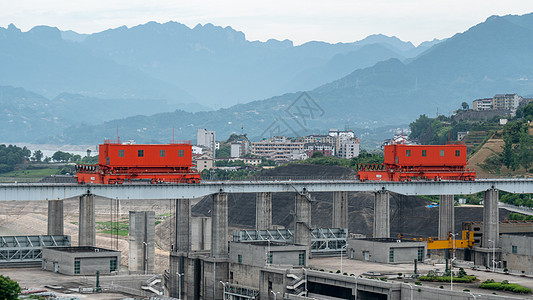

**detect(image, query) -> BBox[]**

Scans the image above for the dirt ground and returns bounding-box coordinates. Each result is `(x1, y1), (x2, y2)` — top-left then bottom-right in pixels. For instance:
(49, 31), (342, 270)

(0, 198), (179, 273)
(467, 138), (504, 178)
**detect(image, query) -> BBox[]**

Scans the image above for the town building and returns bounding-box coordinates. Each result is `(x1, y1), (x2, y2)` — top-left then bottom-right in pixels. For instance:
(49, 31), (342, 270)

(251, 136), (305, 163)
(473, 98), (493, 111)
(197, 129), (216, 157)
(493, 93), (522, 112)
(230, 140), (250, 158)
(501, 233), (533, 274)
(304, 142), (335, 157)
(302, 134), (336, 144)
(193, 154), (214, 172)
(328, 129), (360, 159)
(42, 246), (120, 276)
(472, 94), (523, 113)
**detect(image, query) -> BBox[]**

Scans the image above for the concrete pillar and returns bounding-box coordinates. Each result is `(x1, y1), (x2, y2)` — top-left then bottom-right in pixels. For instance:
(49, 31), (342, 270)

(129, 211), (155, 274)
(438, 195), (455, 239)
(211, 193), (228, 258)
(47, 199), (64, 235)
(256, 192), (272, 230)
(373, 190), (390, 238)
(79, 194), (95, 246)
(332, 191), (348, 229)
(294, 192), (312, 256)
(483, 189), (499, 248)
(176, 198), (191, 253)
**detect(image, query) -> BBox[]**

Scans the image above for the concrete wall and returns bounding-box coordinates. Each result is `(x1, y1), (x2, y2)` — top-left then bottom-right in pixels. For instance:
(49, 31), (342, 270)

(501, 234), (533, 274)
(129, 211), (155, 274)
(347, 238), (426, 264)
(259, 269), (287, 300)
(42, 247), (120, 276)
(229, 242), (307, 268)
(191, 217), (211, 251)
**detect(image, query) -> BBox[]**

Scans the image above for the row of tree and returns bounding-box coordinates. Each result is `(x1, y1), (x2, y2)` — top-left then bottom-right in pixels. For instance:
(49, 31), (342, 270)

(486, 103), (533, 172)
(0, 145), (31, 173)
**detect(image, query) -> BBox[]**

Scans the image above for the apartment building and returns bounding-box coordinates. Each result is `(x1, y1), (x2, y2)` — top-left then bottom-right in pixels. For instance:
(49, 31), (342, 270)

(473, 98), (493, 111)
(251, 136), (304, 163)
(197, 129), (216, 157)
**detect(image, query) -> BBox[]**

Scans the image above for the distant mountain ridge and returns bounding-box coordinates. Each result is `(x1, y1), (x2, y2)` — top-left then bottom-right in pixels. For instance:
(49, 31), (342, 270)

(54, 13), (533, 146)
(2, 13), (533, 147)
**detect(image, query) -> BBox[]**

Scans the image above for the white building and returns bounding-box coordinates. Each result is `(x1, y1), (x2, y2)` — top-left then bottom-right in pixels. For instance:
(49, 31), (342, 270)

(251, 136), (304, 163)
(328, 129), (360, 159)
(197, 129), (216, 157)
(493, 94), (522, 112)
(473, 98), (493, 111)
(337, 139), (360, 159)
(230, 140), (250, 158)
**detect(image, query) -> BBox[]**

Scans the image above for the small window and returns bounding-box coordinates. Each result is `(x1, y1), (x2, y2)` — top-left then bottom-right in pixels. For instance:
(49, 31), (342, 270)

(512, 245), (517, 254)
(422, 150), (427, 157)
(238, 254), (242, 263)
(406, 150), (411, 157)
(74, 259), (80, 274)
(106, 157), (110, 165)
(417, 247), (424, 261)
(160, 150), (165, 157)
(138, 150), (144, 157)
(298, 253), (305, 266)
(440, 150), (445, 157)
(110, 258), (117, 272)
(455, 150), (460, 157)
(178, 150), (184, 157)
(118, 150), (124, 157)
(389, 249), (394, 263)
(268, 253), (273, 264)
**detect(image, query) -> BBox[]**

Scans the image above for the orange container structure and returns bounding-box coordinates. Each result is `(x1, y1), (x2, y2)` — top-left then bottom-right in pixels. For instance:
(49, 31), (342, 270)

(358, 143), (476, 181)
(76, 140), (201, 184)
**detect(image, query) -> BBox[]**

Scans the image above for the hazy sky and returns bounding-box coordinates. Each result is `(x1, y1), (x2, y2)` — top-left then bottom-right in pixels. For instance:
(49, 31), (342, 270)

(2, 0), (533, 45)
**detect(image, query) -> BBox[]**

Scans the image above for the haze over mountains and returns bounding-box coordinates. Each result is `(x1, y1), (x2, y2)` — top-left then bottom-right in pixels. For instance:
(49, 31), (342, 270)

(1, 13), (533, 145)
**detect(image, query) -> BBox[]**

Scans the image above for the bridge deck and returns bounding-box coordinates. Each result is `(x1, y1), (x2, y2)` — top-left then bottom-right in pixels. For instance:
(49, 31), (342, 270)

(0, 179), (532, 201)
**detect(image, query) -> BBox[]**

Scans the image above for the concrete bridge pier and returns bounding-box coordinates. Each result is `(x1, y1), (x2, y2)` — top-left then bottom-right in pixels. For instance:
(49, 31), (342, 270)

(47, 199), (64, 235)
(129, 211), (155, 274)
(295, 192), (312, 257)
(176, 198), (191, 252)
(373, 190), (390, 238)
(483, 189), (499, 247)
(438, 195), (455, 239)
(332, 191), (348, 229)
(256, 192), (272, 230)
(211, 193), (228, 258)
(79, 193), (95, 246)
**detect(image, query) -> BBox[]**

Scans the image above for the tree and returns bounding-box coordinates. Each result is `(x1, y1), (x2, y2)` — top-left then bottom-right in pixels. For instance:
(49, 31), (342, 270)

(0, 275), (21, 300)
(518, 132), (533, 169)
(461, 102), (469, 110)
(311, 151), (324, 158)
(32, 150), (43, 162)
(502, 137), (518, 171)
(86, 149), (92, 157)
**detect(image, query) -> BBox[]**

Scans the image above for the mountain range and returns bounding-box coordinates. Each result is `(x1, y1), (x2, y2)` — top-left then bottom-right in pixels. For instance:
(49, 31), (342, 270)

(2, 13), (533, 146)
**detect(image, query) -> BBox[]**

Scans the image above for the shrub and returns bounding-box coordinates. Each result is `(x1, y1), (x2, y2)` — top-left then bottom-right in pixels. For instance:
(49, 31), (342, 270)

(336, 270), (341, 274)
(414, 281), (422, 286)
(504, 268), (509, 273)
(479, 280), (532, 294)
(419, 275), (477, 283)
(463, 289), (470, 292)
(439, 286), (444, 289)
